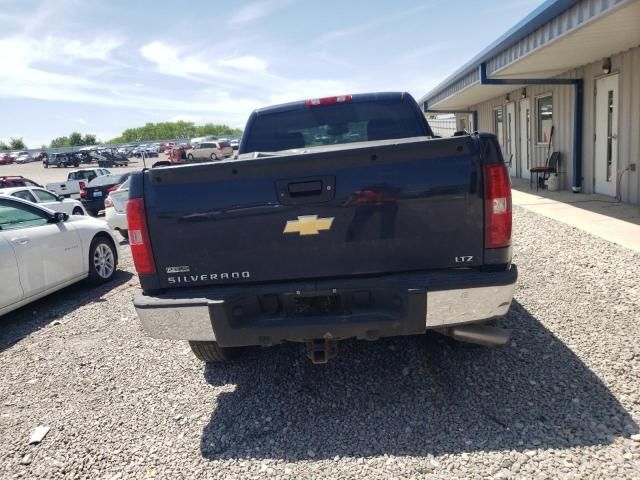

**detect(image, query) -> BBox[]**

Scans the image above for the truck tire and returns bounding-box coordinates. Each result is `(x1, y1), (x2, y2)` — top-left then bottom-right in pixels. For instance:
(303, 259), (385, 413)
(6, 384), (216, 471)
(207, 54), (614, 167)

(43, 162), (48, 168)
(72, 207), (84, 215)
(210, 153), (218, 161)
(188, 341), (234, 362)
(87, 235), (117, 284)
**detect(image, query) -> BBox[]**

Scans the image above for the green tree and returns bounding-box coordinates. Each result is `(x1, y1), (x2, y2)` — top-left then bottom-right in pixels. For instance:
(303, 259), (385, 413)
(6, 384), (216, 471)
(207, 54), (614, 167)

(0, 140), (9, 151)
(9, 137), (27, 149)
(49, 132), (99, 148)
(108, 121), (241, 143)
(82, 134), (97, 146)
(69, 132), (83, 146)
(50, 136), (71, 148)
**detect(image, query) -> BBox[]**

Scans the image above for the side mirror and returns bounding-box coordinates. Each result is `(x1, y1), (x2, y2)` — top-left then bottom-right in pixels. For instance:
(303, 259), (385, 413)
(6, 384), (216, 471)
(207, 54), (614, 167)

(53, 212), (69, 223)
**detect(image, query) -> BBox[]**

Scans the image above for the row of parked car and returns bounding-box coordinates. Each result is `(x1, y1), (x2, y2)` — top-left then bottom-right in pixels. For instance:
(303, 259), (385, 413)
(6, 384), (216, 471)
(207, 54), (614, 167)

(1, 137), (241, 168)
(115, 143), (161, 158)
(0, 137), (235, 317)
(0, 173), (124, 316)
(1, 168), (129, 225)
(44, 148), (131, 169)
(0, 151), (47, 165)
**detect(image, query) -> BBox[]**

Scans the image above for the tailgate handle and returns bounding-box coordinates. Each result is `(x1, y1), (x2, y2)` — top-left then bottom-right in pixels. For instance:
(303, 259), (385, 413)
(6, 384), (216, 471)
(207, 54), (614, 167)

(288, 180), (322, 197)
(276, 175), (336, 205)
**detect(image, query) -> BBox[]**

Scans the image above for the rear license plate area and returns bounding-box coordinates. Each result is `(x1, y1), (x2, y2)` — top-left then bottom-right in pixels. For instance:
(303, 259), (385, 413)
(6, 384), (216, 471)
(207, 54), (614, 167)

(292, 294), (341, 316)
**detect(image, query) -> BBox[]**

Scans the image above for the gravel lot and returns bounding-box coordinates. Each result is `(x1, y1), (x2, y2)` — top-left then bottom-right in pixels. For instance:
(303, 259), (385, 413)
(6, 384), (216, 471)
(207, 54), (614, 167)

(1, 206), (639, 479)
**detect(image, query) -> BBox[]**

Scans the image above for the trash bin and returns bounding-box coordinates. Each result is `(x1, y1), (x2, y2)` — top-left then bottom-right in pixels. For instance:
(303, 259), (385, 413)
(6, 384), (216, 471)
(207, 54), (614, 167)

(547, 173), (559, 192)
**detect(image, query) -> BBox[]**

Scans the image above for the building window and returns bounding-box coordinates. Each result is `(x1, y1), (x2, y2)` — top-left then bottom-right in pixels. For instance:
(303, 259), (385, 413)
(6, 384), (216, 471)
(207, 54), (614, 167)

(493, 107), (504, 147)
(536, 94), (553, 143)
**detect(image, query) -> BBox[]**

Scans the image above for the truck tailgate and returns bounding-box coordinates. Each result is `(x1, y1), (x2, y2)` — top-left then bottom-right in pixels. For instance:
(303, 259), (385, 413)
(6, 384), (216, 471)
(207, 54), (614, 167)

(46, 181), (78, 198)
(143, 136), (485, 288)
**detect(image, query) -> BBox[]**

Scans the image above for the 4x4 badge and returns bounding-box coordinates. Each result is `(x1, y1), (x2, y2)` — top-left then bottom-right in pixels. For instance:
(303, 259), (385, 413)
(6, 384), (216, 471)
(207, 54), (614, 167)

(284, 215), (334, 236)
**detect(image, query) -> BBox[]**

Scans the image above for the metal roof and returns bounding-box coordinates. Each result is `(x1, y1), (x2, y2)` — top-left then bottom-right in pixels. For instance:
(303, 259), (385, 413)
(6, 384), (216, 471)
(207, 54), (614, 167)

(420, 0), (625, 107)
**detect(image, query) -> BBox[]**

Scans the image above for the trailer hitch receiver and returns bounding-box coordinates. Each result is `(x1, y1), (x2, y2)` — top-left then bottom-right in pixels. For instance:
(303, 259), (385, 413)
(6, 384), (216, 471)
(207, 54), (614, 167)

(305, 339), (337, 364)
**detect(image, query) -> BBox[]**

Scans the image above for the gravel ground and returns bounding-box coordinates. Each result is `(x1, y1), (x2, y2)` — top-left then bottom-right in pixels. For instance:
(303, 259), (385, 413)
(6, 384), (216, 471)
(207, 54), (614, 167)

(1, 207), (639, 479)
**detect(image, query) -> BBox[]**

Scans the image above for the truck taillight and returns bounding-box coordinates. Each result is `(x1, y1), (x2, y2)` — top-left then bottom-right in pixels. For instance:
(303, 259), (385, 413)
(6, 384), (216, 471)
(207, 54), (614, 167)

(127, 198), (156, 274)
(483, 163), (512, 249)
(79, 181), (87, 198)
(305, 95), (352, 106)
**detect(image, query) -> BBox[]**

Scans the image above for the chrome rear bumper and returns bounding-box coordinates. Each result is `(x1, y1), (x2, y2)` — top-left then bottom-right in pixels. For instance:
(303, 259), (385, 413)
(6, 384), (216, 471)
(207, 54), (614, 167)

(134, 267), (517, 343)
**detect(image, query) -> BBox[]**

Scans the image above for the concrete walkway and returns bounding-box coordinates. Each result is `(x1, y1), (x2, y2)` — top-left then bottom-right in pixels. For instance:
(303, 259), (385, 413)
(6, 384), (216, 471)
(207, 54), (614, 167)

(510, 178), (640, 253)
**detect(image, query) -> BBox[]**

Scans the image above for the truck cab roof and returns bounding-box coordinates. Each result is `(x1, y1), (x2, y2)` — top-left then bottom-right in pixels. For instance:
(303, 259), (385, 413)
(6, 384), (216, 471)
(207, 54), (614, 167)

(240, 92), (433, 154)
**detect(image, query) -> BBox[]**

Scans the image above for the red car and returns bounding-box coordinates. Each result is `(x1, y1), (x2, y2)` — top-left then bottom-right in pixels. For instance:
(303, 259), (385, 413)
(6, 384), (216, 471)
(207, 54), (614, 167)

(161, 142), (176, 153)
(168, 146), (187, 164)
(0, 153), (13, 165)
(0, 176), (42, 188)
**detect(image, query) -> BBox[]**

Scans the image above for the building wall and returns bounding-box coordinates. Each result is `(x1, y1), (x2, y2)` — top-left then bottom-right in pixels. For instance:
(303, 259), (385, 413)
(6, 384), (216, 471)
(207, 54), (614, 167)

(474, 73), (579, 191)
(610, 46), (640, 204)
(471, 44), (640, 204)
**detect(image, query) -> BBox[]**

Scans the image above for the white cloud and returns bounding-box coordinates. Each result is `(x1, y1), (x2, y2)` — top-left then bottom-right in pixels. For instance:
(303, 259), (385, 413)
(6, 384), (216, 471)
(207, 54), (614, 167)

(315, 3), (437, 44)
(57, 37), (123, 61)
(218, 56), (267, 72)
(0, 32), (357, 134)
(228, 0), (291, 25)
(0, 34), (123, 70)
(140, 41), (215, 78)
(139, 41), (276, 93)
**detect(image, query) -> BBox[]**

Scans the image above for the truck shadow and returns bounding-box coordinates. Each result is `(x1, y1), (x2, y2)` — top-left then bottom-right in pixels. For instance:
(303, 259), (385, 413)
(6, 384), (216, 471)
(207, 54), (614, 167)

(200, 300), (637, 460)
(0, 269), (134, 353)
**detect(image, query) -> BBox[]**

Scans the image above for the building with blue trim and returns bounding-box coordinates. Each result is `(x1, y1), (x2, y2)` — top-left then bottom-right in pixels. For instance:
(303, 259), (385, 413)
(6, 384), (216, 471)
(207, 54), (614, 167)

(420, 0), (640, 204)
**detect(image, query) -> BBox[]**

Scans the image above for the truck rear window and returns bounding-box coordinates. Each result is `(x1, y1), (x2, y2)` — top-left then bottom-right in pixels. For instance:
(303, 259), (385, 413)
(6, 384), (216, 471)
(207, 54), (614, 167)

(243, 98), (428, 153)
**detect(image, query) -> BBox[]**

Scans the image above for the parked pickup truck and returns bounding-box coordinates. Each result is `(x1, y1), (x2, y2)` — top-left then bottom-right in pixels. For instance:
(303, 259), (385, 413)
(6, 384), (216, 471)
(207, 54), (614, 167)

(46, 168), (111, 199)
(129, 92), (517, 364)
(43, 152), (79, 168)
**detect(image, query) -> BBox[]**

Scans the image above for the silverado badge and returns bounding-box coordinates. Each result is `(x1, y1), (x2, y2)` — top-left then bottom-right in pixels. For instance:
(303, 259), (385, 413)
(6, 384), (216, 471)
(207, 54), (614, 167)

(283, 215), (334, 236)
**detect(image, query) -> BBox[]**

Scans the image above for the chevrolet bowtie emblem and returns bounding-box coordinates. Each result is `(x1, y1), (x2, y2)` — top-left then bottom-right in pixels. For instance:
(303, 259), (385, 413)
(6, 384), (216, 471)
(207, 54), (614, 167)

(283, 215), (334, 236)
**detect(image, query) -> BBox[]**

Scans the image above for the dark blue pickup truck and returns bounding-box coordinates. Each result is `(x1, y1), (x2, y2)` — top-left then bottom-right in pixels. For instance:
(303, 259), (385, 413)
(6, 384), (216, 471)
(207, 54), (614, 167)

(128, 92), (517, 363)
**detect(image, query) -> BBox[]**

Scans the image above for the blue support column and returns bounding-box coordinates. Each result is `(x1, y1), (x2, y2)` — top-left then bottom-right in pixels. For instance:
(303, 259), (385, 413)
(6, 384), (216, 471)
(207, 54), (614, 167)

(572, 79), (583, 192)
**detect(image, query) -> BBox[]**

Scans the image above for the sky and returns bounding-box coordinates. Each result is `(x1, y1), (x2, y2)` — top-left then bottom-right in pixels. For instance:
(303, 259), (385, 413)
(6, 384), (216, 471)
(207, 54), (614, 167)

(0, 0), (543, 147)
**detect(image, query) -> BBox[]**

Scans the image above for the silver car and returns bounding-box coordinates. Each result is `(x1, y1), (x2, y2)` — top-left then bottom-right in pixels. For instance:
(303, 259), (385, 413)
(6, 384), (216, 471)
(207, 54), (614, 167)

(186, 141), (233, 161)
(15, 152), (33, 164)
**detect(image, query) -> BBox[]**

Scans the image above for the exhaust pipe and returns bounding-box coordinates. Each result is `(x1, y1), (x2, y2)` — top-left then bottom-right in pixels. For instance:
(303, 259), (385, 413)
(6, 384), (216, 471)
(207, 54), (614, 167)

(443, 324), (511, 347)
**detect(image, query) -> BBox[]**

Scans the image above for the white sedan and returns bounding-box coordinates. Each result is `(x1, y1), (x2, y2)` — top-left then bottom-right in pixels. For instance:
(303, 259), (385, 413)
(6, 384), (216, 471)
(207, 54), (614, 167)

(104, 178), (129, 239)
(1, 186), (87, 216)
(0, 196), (119, 316)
